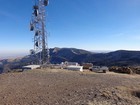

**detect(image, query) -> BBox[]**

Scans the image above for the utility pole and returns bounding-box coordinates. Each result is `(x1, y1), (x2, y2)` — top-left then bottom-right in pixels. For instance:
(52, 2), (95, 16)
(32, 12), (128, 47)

(30, 0), (49, 65)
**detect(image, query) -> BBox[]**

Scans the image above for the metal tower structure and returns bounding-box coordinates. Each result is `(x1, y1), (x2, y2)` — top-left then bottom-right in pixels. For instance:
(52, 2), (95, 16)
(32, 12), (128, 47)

(30, 0), (49, 65)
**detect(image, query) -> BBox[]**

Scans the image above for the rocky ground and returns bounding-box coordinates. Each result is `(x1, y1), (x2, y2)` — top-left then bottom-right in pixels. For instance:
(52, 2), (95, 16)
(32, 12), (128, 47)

(0, 69), (139, 105)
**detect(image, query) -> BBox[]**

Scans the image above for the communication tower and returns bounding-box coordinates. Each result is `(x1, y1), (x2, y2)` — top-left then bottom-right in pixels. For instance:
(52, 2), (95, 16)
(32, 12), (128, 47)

(30, 0), (49, 65)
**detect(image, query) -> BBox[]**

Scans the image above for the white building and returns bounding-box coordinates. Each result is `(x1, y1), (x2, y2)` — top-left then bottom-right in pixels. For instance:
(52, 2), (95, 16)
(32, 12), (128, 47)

(67, 65), (83, 72)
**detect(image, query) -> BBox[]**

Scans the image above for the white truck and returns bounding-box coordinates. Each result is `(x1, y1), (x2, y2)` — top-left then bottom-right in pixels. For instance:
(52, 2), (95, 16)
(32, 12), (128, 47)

(89, 66), (109, 73)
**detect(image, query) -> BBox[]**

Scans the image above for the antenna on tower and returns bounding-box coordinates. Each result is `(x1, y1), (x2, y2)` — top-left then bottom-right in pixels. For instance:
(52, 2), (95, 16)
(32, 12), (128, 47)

(30, 0), (50, 65)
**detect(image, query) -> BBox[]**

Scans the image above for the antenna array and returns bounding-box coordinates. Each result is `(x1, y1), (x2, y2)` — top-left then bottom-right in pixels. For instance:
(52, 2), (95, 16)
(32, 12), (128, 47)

(30, 0), (49, 65)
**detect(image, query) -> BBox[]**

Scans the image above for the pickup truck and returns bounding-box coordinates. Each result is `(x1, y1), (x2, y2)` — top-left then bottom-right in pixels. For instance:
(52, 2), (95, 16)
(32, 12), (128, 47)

(89, 66), (109, 73)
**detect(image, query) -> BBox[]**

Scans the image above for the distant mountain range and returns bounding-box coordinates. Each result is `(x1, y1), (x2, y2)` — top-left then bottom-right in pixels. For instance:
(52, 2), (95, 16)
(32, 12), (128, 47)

(1, 47), (140, 71)
(49, 48), (140, 66)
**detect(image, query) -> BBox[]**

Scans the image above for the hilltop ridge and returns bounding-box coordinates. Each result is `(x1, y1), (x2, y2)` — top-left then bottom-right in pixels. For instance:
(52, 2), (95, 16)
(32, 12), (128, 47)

(1, 48), (140, 71)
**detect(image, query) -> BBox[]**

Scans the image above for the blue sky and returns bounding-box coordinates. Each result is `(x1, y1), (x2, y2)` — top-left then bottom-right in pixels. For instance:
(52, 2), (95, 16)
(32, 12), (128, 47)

(0, 0), (140, 58)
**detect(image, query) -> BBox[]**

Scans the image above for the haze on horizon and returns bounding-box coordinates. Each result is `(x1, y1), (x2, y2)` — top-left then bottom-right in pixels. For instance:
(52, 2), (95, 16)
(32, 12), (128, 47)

(0, 0), (140, 59)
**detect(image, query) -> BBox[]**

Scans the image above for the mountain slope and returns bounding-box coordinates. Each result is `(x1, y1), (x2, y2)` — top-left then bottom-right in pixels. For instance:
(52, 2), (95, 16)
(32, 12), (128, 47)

(49, 47), (92, 64)
(1, 48), (140, 71)
(50, 48), (140, 66)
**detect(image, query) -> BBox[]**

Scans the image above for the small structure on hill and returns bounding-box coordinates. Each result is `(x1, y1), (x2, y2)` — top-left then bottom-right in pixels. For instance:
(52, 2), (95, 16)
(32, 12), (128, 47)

(61, 61), (83, 72)
(66, 65), (83, 72)
(82, 63), (93, 69)
(61, 61), (79, 66)
(22, 65), (41, 71)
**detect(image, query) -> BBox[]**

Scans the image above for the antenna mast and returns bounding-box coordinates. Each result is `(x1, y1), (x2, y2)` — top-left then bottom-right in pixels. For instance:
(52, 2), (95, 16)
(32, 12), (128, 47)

(30, 0), (49, 65)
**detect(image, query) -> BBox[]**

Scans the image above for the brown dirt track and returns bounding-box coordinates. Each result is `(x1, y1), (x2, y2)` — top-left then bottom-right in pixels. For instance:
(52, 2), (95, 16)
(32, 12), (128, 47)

(0, 69), (140, 105)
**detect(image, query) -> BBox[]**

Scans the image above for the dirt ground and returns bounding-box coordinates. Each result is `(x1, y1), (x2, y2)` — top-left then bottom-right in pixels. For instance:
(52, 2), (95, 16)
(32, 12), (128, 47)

(0, 69), (139, 105)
